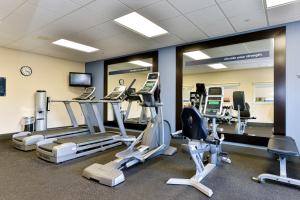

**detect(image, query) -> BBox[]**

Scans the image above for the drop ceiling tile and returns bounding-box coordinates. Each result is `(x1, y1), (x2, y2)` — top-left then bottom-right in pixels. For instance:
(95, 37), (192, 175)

(0, 0), (26, 18)
(167, 0), (215, 14)
(7, 35), (51, 50)
(186, 5), (235, 37)
(27, 0), (80, 17)
(268, 1), (300, 25)
(28, 43), (93, 61)
(218, 0), (265, 18)
(0, 32), (21, 46)
(0, 3), (62, 36)
(67, 21), (127, 44)
(69, 0), (96, 6)
(84, 0), (133, 20)
(119, 0), (161, 10)
(157, 15), (207, 42)
(229, 13), (267, 32)
(35, 7), (110, 38)
(137, 0), (181, 22)
(219, 0), (267, 32)
(152, 34), (183, 46)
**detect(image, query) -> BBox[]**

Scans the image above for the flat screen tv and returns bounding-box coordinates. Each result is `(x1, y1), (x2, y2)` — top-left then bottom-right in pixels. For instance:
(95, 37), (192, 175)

(69, 72), (92, 87)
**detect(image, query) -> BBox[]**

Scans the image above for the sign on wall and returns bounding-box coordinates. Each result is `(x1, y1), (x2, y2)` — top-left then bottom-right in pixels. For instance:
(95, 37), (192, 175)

(0, 77), (6, 96)
(186, 51), (270, 66)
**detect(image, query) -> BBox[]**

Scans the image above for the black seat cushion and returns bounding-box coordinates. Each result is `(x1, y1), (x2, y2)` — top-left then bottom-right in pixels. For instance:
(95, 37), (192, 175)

(268, 135), (299, 157)
(181, 107), (208, 140)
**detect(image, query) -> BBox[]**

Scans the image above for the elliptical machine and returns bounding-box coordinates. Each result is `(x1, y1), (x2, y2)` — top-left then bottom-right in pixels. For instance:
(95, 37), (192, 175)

(167, 87), (231, 197)
(122, 79), (148, 124)
(82, 72), (177, 186)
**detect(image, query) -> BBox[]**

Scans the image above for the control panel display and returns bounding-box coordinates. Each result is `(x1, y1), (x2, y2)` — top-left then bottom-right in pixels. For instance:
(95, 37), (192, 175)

(104, 86), (126, 100)
(208, 87), (222, 95)
(148, 73), (158, 80)
(205, 98), (222, 115)
(73, 87), (95, 100)
(140, 81), (156, 93)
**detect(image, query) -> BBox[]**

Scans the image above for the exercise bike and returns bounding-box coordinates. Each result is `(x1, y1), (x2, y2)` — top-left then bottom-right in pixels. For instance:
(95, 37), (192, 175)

(167, 87), (231, 197)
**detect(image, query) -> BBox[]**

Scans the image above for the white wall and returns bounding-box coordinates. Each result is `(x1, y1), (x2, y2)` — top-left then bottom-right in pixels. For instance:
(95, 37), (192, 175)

(0, 47), (85, 133)
(286, 22), (300, 149)
(183, 68), (274, 123)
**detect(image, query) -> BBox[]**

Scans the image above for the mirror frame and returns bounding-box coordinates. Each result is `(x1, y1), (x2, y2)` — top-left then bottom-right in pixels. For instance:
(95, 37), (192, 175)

(176, 27), (286, 146)
(104, 51), (158, 130)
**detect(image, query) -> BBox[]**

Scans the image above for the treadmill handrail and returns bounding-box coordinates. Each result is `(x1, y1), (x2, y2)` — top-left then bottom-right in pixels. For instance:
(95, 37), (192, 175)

(51, 99), (123, 103)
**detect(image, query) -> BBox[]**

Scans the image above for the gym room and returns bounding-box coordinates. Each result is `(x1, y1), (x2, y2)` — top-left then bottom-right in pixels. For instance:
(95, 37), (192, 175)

(0, 0), (299, 200)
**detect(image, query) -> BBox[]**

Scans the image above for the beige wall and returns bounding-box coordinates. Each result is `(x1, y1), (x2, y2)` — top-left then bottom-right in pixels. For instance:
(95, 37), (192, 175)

(183, 67), (274, 123)
(0, 47), (85, 133)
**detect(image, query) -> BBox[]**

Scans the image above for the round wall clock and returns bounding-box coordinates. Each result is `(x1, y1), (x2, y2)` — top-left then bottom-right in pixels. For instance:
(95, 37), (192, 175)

(119, 79), (124, 85)
(20, 66), (32, 76)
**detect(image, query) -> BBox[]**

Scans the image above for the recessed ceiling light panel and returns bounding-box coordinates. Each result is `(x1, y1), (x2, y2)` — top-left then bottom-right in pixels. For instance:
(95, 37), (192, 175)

(128, 60), (153, 67)
(114, 12), (168, 37)
(183, 51), (210, 60)
(266, 0), (298, 8)
(52, 39), (99, 53)
(208, 63), (227, 69)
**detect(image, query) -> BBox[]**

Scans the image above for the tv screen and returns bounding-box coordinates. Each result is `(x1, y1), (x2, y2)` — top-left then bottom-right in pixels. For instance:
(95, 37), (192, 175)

(69, 72), (92, 87)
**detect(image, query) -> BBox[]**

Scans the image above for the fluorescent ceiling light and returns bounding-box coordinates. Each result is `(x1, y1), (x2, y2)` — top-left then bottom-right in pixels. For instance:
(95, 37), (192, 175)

(129, 60), (152, 67)
(266, 0), (298, 8)
(208, 63), (227, 69)
(52, 39), (99, 53)
(184, 50), (227, 69)
(183, 50), (210, 60)
(114, 12), (168, 37)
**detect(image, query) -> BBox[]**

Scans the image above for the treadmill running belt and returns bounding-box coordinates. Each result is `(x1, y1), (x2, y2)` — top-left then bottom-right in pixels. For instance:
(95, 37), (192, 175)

(55, 132), (117, 145)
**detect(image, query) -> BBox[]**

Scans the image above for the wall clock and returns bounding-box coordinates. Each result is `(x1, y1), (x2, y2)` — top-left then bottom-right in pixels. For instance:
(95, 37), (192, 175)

(20, 66), (32, 76)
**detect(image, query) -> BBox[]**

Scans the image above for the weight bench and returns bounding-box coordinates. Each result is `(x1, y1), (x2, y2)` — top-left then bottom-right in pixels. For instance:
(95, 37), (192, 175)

(253, 135), (300, 187)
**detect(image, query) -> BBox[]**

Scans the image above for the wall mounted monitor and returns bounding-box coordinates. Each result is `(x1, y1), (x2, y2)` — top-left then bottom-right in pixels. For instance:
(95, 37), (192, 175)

(69, 72), (92, 87)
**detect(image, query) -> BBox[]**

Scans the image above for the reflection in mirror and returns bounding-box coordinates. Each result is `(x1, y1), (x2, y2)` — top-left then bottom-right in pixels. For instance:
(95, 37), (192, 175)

(107, 58), (153, 125)
(182, 38), (274, 138)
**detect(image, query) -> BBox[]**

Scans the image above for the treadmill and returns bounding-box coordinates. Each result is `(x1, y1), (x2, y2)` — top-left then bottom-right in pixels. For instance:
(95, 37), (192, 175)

(35, 84), (136, 163)
(12, 87), (96, 151)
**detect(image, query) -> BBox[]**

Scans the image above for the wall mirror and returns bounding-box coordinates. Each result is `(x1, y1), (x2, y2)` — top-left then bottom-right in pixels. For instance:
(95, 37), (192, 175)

(176, 28), (286, 146)
(104, 52), (158, 130)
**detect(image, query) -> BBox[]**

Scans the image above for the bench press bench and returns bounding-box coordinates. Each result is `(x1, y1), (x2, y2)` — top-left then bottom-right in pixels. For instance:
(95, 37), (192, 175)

(253, 135), (300, 187)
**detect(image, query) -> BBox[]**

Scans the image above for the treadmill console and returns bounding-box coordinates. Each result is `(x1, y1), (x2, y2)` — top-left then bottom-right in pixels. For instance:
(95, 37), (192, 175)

(103, 86), (126, 100)
(137, 73), (159, 94)
(204, 87), (224, 116)
(73, 87), (96, 100)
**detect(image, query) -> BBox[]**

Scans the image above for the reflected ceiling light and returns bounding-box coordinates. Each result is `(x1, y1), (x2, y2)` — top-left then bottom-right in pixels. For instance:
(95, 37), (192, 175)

(183, 50), (210, 60)
(52, 39), (99, 53)
(129, 60), (152, 67)
(266, 0), (298, 8)
(208, 63), (227, 69)
(114, 12), (168, 37)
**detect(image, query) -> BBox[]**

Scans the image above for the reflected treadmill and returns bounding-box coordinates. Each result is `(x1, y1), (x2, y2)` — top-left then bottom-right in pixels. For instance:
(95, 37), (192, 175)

(36, 85), (135, 163)
(12, 87), (96, 151)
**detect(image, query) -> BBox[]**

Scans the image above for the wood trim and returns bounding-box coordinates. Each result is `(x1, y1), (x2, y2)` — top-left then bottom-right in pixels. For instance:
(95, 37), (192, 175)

(176, 27), (286, 146)
(103, 51), (159, 126)
(176, 47), (183, 131)
(273, 29), (286, 135)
